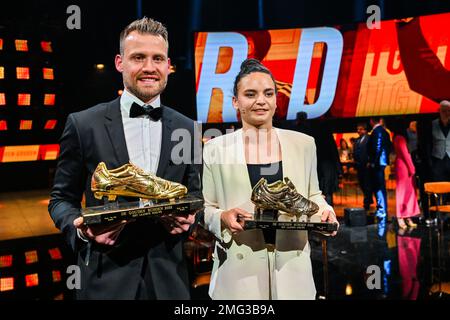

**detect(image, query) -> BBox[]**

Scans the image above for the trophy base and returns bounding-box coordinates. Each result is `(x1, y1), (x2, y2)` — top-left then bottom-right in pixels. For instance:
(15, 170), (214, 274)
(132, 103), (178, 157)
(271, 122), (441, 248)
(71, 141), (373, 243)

(244, 210), (338, 232)
(244, 220), (338, 232)
(81, 196), (204, 225)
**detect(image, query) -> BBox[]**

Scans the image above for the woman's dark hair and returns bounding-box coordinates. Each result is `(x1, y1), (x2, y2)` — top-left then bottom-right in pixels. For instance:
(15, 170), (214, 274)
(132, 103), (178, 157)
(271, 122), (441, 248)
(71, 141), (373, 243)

(232, 58), (277, 97)
(390, 117), (408, 140)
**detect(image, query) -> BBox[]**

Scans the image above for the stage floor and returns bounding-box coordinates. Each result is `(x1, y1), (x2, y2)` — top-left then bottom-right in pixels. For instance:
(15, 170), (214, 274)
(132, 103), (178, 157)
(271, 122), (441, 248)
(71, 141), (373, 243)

(1, 187), (449, 300)
(0, 189), (59, 241)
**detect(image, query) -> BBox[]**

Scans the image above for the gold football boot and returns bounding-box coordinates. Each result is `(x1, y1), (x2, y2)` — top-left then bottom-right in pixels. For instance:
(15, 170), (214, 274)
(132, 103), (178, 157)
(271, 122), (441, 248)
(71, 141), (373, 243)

(251, 177), (319, 218)
(91, 162), (187, 201)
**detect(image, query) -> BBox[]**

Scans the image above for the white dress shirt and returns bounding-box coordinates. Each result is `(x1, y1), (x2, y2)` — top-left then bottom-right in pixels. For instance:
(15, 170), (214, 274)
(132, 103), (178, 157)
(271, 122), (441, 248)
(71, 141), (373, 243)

(120, 89), (162, 175)
(77, 91), (163, 242)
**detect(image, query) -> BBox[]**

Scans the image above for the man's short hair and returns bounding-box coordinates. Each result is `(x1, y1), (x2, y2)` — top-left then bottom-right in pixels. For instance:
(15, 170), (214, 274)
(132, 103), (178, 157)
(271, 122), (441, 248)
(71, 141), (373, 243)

(119, 17), (168, 55)
(357, 122), (367, 130)
(439, 100), (450, 110)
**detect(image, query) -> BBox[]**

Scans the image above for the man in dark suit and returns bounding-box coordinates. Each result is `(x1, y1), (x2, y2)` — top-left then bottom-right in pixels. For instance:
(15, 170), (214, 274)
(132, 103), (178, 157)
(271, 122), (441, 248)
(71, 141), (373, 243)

(354, 122), (372, 211)
(48, 17), (201, 299)
(367, 117), (392, 223)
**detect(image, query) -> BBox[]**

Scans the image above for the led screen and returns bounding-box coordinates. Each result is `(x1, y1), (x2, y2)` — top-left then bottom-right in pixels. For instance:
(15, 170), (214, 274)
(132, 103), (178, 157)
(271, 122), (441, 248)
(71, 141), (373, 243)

(195, 12), (450, 122)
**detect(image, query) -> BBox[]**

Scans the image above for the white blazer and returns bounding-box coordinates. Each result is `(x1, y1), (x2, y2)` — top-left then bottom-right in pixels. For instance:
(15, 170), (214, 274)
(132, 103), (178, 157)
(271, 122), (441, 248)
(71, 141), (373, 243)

(202, 128), (334, 300)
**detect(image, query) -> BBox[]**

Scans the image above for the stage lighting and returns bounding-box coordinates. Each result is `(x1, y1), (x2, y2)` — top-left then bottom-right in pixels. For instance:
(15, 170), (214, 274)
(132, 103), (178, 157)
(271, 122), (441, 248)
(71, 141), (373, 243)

(0, 93), (5, 105)
(95, 63), (105, 70)
(16, 67), (30, 79)
(40, 41), (52, 53)
(44, 120), (57, 130)
(48, 248), (62, 260)
(0, 120), (7, 130)
(38, 144), (59, 160)
(345, 283), (353, 295)
(0, 277), (14, 292)
(0, 255), (13, 268)
(0, 66), (4, 79)
(43, 94), (55, 106)
(0, 38), (3, 50)
(42, 68), (54, 80)
(18, 93), (31, 106)
(15, 39), (28, 52)
(19, 120), (32, 130)
(25, 250), (38, 264)
(25, 273), (39, 287)
(52, 270), (61, 283)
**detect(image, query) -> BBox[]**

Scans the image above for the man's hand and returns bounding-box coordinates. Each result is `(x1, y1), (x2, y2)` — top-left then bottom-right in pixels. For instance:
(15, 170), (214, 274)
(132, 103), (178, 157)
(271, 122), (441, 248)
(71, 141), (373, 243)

(160, 211), (197, 235)
(321, 210), (339, 237)
(73, 217), (127, 246)
(221, 208), (253, 234)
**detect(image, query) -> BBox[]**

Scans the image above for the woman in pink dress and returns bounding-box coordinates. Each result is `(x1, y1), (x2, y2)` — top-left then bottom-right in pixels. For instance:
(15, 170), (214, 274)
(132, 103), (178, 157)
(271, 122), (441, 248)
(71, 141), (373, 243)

(393, 124), (420, 229)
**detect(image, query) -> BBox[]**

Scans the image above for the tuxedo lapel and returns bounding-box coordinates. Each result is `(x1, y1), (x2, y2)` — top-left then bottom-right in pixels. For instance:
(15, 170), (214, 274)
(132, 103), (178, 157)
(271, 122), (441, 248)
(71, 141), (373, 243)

(276, 129), (294, 179)
(104, 98), (129, 166)
(156, 106), (173, 177)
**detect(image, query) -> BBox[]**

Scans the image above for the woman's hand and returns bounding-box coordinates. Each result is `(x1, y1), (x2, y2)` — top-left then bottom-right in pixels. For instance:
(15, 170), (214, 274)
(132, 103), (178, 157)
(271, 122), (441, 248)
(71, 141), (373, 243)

(221, 208), (253, 234)
(321, 210), (339, 237)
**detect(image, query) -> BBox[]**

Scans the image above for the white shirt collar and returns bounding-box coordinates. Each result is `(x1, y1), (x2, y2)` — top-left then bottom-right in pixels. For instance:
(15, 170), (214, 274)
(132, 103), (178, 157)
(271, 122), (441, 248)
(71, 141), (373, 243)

(120, 89), (161, 119)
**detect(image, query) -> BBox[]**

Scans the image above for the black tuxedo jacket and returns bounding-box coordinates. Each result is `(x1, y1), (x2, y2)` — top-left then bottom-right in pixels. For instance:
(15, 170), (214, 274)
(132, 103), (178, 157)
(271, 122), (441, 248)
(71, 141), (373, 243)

(368, 126), (392, 167)
(354, 134), (369, 167)
(49, 97), (202, 299)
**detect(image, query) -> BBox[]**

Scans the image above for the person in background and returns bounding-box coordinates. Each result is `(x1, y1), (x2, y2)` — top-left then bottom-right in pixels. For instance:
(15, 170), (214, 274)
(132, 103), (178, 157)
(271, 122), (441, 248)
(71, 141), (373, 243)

(430, 101), (450, 183)
(338, 138), (352, 163)
(406, 121), (418, 159)
(293, 111), (340, 206)
(392, 120), (420, 229)
(354, 122), (373, 211)
(367, 117), (393, 236)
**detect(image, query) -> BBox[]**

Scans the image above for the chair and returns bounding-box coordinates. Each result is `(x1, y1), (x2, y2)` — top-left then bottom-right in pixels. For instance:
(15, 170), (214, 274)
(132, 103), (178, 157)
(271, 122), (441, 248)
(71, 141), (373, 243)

(424, 181), (450, 297)
(424, 182), (450, 218)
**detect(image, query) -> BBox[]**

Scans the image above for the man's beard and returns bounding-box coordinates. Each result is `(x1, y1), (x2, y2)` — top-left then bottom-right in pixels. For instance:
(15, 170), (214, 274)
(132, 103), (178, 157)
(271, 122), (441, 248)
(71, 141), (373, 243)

(125, 78), (167, 103)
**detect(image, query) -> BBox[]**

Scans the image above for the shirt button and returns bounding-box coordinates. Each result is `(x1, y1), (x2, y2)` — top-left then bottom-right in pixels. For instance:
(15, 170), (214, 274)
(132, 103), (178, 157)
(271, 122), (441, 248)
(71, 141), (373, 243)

(236, 253), (244, 260)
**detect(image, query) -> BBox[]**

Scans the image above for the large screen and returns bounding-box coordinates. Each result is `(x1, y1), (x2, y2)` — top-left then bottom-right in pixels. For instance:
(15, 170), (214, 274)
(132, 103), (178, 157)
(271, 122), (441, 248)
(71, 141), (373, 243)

(194, 12), (450, 123)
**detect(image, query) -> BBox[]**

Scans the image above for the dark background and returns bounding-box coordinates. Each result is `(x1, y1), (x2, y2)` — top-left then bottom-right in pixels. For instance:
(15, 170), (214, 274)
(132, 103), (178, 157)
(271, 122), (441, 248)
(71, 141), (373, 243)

(0, 0), (449, 190)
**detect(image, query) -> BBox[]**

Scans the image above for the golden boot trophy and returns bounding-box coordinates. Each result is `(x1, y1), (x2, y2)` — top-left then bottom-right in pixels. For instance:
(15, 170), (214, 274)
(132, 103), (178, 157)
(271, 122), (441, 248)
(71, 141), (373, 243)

(251, 177), (319, 220)
(91, 162), (187, 201)
(246, 177), (337, 232)
(82, 162), (202, 225)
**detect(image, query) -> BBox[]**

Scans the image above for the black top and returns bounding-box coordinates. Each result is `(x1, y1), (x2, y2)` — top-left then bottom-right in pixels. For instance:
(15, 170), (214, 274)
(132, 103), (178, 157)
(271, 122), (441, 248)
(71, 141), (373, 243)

(247, 161), (283, 245)
(247, 161), (283, 188)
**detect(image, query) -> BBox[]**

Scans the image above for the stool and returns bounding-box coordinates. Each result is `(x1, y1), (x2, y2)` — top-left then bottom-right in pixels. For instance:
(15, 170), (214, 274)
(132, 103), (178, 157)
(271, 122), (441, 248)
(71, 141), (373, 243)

(424, 182), (450, 297)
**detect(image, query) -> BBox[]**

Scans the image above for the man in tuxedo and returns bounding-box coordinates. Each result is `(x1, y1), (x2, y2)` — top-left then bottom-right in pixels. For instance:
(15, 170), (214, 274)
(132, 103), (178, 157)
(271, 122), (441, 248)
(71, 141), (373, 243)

(48, 17), (201, 299)
(367, 117), (392, 222)
(354, 122), (372, 211)
(431, 101), (450, 182)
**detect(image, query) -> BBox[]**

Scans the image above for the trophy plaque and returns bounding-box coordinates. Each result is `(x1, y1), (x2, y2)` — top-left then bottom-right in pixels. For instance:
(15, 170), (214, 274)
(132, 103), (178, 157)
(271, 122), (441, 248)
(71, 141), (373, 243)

(244, 177), (338, 233)
(244, 215), (339, 232)
(82, 196), (204, 225)
(81, 162), (204, 225)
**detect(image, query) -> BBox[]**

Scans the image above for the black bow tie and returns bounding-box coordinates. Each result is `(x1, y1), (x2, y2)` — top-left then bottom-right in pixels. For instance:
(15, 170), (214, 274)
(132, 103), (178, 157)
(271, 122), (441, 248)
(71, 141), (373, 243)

(129, 102), (163, 121)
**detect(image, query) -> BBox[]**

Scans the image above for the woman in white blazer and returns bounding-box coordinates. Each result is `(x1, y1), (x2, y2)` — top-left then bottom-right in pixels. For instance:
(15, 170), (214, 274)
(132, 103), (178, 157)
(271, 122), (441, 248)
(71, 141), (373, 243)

(202, 59), (338, 300)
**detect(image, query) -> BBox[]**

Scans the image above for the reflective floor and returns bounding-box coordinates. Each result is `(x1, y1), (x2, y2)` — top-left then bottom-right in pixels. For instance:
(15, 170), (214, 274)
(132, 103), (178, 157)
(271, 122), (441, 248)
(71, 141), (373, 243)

(309, 219), (450, 300)
(1, 188), (449, 300)
(189, 218), (450, 300)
